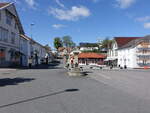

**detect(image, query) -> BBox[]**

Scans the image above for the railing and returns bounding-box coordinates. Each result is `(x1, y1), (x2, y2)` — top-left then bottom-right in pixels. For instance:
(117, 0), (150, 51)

(137, 48), (150, 50)
(138, 54), (150, 58)
(137, 63), (150, 66)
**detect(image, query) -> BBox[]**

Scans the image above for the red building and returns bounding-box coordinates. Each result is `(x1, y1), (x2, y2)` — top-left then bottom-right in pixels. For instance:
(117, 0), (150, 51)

(78, 53), (106, 65)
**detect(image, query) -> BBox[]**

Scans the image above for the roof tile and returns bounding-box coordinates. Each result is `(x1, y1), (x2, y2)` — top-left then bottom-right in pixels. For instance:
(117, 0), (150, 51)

(78, 53), (106, 59)
(115, 37), (142, 48)
(0, 3), (10, 8)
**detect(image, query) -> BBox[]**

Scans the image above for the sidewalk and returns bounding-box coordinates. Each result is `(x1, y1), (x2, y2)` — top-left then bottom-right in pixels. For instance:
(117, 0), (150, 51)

(0, 68), (17, 72)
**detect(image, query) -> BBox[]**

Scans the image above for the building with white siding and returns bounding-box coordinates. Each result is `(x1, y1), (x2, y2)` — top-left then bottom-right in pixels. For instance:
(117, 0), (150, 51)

(0, 3), (24, 67)
(118, 36), (150, 68)
(106, 36), (150, 69)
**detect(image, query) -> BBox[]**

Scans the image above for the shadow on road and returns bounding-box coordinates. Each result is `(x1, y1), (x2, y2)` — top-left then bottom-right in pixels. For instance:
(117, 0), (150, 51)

(0, 77), (35, 87)
(0, 88), (79, 109)
(19, 60), (62, 70)
(82, 71), (93, 76)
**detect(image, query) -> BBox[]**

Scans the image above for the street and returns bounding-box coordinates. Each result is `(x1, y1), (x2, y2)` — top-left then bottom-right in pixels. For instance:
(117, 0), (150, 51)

(0, 63), (150, 113)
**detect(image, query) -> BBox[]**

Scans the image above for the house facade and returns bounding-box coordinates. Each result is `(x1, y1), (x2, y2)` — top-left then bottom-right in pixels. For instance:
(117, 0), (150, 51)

(106, 36), (150, 68)
(20, 34), (29, 66)
(78, 52), (106, 66)
(106, 37), (141, 67)
(79, 43), (99, 51)
(118, 36), (150, 68)
(0, 3), (24, 67)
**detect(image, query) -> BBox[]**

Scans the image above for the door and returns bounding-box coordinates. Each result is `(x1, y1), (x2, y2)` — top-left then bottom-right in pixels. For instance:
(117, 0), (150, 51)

(0, 48), (6, 65)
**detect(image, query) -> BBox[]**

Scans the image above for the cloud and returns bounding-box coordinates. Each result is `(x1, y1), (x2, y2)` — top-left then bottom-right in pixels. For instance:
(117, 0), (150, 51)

(25, 0), (35, 7)
(49, 6), (90, 21)
(0, 0), (19, 3)
(136, 16), (150, 22)
(116, 0), (136, 9)
(55, 0), (65, 8)
(52, 24), (66, 29)
(144, 22), (150, 29)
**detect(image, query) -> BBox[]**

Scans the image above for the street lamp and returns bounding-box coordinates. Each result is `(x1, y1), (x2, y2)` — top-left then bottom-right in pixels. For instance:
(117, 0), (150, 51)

(30, 23), (35, 39)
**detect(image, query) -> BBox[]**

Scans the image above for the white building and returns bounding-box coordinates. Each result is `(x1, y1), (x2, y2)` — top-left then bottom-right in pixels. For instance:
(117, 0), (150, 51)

(0, 3), (24, 67)
(106, 37), (150, 68)
(20, 34), (29, 66)
(118, 36), (150, 68)
(20, 34), (52, 67)
(79, 43), (99, 51)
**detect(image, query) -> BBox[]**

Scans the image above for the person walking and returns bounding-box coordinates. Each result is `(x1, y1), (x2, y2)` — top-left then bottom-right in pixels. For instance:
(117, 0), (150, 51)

(28, 57), (32, 69)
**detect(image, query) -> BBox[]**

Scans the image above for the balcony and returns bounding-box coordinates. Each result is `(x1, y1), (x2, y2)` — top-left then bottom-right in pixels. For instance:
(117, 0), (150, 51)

(137, 55), (150, 60)
(137, 48), (150, 51)
(137, 63), (150, 66)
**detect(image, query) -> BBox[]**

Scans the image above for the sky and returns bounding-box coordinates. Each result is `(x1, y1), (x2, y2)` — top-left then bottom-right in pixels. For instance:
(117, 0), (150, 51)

(1, 0), (150, 48)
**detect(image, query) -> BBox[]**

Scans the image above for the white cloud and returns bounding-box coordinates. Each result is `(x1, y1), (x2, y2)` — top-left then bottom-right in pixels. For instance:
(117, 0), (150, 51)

(55, 0), (65, 8)
(136, 16), (150, 22)
(144, 23), (150, 29)
(116, 0), (136, 9)
(25, 0), (35, 7)
(52, 24), (66, 29)
(49, 6), (90, 21)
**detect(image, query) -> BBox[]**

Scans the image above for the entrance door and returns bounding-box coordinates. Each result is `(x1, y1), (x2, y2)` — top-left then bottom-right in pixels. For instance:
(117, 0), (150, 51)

(0, 49), (6, 65)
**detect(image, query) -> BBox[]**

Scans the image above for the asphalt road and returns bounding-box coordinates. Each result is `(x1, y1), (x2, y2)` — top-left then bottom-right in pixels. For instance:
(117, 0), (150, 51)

(0, 63), (150, 113)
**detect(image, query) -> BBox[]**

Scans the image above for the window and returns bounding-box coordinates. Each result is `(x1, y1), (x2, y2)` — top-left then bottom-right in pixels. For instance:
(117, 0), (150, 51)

(0, 27), (8, 42)
(0, 27), (2, 41)
(11, 32), (15, 44)
(115, 51), (118, 56)
(6, 10), (12, 25)
(0, 11), (1, 21)
(15, 23), (17, 29)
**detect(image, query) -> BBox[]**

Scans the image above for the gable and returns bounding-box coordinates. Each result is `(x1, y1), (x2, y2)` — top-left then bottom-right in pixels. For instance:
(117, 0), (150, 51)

(0, 3), (9, 9)
(0, 2), (24, 34)
(114, 37), (142, 48)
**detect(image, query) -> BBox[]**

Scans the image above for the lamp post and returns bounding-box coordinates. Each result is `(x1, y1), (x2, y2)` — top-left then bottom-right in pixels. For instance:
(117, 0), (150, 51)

(30, 23), (35, 39)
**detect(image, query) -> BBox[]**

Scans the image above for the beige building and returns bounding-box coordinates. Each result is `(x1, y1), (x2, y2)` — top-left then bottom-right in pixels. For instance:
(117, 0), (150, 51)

(0, 3), (24, 67)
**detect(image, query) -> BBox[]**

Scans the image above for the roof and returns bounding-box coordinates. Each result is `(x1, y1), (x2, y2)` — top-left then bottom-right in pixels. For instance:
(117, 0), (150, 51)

(119, 36), (150, 49)
(0, 2), (24, 34)
(0, 3), (10, 8)
(79, 43), (99, 47)
(20, 34), (30, 40)
(20, 34), (45, 47)
(58, 47), (65, 52)
(78, 53), (106, 59)
(114, 37), (142, 48)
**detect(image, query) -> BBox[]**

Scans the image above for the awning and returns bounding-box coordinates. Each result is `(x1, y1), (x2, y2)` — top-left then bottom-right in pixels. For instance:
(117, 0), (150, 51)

(104, 58), (117, 61)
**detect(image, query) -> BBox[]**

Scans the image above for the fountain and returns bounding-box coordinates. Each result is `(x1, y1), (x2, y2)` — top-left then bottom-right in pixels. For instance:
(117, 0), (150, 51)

(67, 51), (84, 76)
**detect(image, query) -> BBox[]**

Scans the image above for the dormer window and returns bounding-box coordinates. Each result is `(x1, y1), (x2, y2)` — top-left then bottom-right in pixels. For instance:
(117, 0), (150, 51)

(6, 10), (12, 26)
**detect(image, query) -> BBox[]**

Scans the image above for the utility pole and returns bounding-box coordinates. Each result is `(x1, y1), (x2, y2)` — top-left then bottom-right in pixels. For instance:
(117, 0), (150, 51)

(30, 23), (35, 39)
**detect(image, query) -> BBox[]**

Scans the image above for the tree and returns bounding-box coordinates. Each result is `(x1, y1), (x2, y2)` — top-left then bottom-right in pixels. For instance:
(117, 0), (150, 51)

(62, 36), (75, 48)
(54, 37), (63, 50)
(101, 38), (113, 50)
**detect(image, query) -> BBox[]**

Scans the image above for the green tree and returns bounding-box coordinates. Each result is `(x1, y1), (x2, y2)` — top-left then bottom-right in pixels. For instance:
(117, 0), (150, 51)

(101, 38), (113, 50)
(54, 37), (63, 50)
(62, 36), (75, 48)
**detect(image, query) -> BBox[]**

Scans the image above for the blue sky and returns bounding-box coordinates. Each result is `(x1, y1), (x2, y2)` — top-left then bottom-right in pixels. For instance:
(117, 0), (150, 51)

(1, 0), (150, 48)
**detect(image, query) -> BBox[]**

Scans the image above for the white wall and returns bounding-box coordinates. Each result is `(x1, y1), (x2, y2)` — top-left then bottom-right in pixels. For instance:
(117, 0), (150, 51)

(0, 5), (20, 66)
(118, 47), (139, 68)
